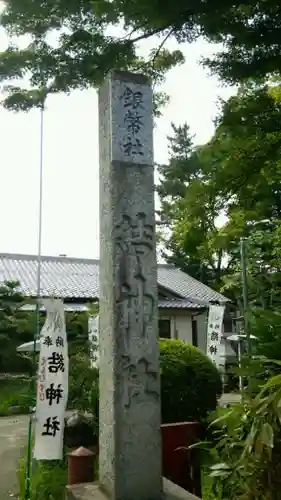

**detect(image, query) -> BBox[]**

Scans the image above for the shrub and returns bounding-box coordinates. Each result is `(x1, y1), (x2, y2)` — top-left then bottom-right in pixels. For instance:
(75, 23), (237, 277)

(159, 339), (222, 423)
(1, 352), (33, 374)
(201, 364), (281, 500)
(0, 377), (34, 416)
(66, 351), (99, 448)
(68, 350), (99, 417)
(68, 339), (221, 426)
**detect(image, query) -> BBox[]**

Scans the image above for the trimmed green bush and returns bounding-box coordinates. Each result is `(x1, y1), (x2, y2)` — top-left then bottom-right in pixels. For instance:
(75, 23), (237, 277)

(68, 339), (221, 426)
(159, 339), (222, 423)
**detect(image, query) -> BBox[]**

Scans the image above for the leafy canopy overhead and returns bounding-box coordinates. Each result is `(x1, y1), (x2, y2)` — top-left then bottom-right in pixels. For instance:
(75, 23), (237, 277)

(0, 0), (185, 110)
(1, 0), (281, 109)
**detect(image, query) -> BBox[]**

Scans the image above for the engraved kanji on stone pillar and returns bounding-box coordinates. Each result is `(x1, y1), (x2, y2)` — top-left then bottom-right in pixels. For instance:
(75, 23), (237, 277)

(99, 71), (162, 500)
(114, 212), (156, 351)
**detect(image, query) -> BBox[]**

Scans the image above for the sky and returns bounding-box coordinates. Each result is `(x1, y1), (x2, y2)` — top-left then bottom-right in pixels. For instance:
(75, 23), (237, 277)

(0, 27), (235, 260)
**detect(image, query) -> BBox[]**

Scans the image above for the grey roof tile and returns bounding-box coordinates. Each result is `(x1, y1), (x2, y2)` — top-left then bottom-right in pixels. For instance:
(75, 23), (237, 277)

(0, 253), (228, 304)
(158, 299), (204, 309)
(22, 300), (201, 311)
(157, 265), (227, 304)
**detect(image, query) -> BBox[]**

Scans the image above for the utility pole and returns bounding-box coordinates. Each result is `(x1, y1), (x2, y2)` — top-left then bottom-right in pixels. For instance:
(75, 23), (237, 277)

(240, 237), (251, 359)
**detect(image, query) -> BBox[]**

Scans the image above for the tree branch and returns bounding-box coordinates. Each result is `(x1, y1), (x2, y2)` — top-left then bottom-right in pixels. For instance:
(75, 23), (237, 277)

(151, 28), (175, 68)
(129, 25), (171, 45)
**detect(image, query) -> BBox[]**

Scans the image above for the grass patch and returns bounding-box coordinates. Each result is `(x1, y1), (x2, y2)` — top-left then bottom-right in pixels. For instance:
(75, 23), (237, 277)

(18, 447), (98, 500)
(18, 453), (68, 500)
(0, 377), (34, 416)
(202, 471), (221, 500)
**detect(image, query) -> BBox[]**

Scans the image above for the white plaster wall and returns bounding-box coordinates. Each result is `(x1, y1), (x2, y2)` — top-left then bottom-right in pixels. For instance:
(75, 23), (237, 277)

(196, 312), (208, 352)
(174, 315), (192, 343)
(158, 309), (209, 351)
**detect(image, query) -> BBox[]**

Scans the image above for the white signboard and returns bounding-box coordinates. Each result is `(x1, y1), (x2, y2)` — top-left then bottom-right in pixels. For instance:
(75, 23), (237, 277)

(206, 305), (225, 367)
(88, 315), (99, 368)
(34, 298), (69, 460)
(110, 76), (153, 165)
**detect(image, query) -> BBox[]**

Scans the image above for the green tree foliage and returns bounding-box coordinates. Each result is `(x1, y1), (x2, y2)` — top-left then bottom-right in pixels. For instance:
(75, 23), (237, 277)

(158, 82), (281, 295)
(65, 302), (98, 354)
(207, 83), (281, 221)
(207, 83), (281, 305)
(157, 122), (228, 289)
(0, 0), (280, 111)
(65, 311), (88, 354)
(0, 281), (36, 372)
(0, 0), (184, 111)
(0, 279), (95, 372)
(157, 81), (281, 365)
(250, 309), (281, 362)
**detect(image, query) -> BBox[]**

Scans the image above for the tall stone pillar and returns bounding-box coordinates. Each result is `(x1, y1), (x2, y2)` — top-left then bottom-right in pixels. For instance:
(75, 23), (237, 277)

(98, 71), (162, 500)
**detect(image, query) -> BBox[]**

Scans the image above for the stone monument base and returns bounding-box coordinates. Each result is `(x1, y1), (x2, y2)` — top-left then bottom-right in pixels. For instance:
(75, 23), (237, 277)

(66, 478), (200, 500)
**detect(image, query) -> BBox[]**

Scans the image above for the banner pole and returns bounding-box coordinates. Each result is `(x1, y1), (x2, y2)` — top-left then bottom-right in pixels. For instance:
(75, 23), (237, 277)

(24, 98), (45, 500)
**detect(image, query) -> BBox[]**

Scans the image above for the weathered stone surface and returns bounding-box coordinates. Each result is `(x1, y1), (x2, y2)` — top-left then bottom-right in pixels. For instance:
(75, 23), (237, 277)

(65, 479), (201, 500)
(98, 71), (162, 500)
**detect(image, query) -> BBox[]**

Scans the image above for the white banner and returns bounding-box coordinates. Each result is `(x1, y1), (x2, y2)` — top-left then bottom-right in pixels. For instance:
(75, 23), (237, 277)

(34, 298), (68, 460)
(206, 305), (225, 367)
(88, 315), (99, 368)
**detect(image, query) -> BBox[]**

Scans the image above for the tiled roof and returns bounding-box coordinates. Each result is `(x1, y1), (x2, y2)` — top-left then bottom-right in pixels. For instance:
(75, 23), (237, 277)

(0, 253), (228, 305)
(158, 299), (204, 309)
(21, 300), (203, 311)
(156, 265), (228, 304)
